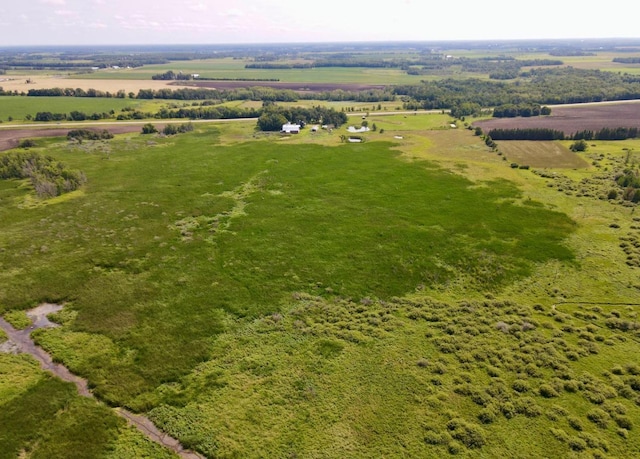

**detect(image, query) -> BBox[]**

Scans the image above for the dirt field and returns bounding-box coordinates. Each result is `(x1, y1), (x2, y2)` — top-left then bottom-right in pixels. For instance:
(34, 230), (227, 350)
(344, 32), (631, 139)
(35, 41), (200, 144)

(0, 75), (191, 93)
(474, 100), (640, 135)
(177, 81), (387, 92)
(497, 141), (590, 168)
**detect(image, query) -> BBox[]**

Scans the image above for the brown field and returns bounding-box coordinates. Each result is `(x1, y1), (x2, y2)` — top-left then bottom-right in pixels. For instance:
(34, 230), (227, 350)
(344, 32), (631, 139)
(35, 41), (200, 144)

(497, 141), (590, 169)
(0, 75), (191, 93)
(177, 81), (386, 92)
(474, 100), (640, 135)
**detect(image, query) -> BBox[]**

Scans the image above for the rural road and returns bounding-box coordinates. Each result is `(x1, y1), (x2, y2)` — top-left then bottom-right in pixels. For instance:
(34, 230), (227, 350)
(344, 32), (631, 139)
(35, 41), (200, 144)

(0, 109), (441, 131)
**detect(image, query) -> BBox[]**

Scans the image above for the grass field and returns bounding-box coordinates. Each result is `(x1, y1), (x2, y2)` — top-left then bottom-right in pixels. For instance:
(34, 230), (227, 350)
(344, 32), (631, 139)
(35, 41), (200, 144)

(0, 96), (163, 122)
(73, 58), (425, 85)
(2, 116), (640, 457)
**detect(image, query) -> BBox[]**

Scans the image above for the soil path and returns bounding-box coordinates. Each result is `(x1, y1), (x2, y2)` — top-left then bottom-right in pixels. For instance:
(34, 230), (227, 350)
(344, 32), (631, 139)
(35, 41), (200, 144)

(0, 304), (204, 459)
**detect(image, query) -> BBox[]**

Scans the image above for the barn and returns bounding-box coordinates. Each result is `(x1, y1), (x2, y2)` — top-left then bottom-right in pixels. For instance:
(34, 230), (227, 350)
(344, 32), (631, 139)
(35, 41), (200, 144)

(282, 123), (301, 134)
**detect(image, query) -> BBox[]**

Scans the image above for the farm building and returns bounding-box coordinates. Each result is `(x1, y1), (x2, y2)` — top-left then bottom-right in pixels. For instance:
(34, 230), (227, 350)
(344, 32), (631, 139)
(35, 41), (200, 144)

(347, 126), (370, 133)
(282, 123), (301, 134)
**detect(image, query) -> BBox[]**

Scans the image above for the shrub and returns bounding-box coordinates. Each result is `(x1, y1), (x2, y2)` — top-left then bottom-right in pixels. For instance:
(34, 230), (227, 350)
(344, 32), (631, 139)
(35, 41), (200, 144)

(478, 405), (499, 424)
(446, 419), (486, 449)
(626, 363), (640, 375)
(539, 384), (559, 398)
(447, 440), (463, 454)
(67, 129), (113, 141)
(424, 430), (446, 445)
(515, 397), (542, 417)
(18, 138), (36, 148)
(611, 365), (624, 375)
(512, 380), (530, 393)
(567, 416), (584, 431)
(587, 408), (609, 428)
(563, 380), (580, 393)
(568, 437), (587, 451)
(141, 123), (158, 134)
(614, 415), (633, 430)
(550, 427), (569, 443)
(500, 402), (516, 419)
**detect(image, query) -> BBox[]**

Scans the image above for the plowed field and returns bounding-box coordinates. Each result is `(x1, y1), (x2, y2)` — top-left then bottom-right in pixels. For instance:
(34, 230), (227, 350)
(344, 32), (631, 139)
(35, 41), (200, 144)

(474, 100), (640, 135)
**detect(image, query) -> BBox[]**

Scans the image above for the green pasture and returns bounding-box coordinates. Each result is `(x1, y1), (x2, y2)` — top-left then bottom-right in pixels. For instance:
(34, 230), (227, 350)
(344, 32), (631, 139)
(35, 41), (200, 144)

(0, 96), (160, 122)
(1, 118), (640, 458)
(73, 58), (425, 85)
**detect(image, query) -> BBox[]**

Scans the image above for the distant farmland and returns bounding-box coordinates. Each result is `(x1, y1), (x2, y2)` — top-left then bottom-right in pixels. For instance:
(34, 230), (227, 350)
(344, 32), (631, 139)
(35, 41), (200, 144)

(474, 101), (640, 135)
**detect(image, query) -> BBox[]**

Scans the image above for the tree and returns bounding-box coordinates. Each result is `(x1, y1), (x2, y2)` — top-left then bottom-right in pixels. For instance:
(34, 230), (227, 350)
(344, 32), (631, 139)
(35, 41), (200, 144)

(570, 139), (588, 152)
(141, 123), (158, 134)
(257, 111), (288, 131)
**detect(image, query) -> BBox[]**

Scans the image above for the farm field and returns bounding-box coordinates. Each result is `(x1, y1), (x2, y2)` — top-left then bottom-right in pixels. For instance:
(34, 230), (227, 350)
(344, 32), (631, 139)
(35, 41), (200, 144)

(1, 112), (640, 457)
(473, 101), (640, 136)
(0, 96), (164, 123)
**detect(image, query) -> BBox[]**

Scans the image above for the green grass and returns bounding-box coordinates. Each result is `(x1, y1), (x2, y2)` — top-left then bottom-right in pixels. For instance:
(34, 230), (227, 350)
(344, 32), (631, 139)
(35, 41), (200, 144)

(1, 118), (640, 458)
(0, 353), (177, 458)
(72, 58), (426, 85)
(0, 96), (155, 122)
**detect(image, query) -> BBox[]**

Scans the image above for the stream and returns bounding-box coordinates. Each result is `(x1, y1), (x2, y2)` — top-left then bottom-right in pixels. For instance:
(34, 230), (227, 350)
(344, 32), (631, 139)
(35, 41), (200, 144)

(0, 304), (204, 459)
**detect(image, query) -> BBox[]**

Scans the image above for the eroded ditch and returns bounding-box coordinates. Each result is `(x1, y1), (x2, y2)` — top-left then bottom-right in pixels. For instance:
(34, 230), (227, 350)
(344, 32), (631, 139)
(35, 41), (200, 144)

(0, 304), (204, 459)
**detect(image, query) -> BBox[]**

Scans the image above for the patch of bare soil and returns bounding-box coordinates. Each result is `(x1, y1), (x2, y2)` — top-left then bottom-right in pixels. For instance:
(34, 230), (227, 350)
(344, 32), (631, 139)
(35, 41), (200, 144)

(474, 100), (640, 135)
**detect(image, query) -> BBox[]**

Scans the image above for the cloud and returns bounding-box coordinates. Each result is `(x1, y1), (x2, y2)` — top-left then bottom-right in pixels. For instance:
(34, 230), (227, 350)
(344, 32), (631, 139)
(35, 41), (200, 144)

(86, 22), (108, 29)
(40, 0), (66, 4)
(55, 9), (78, 17)
(220, 8), (244, 18)
(189, 2), (207, 12)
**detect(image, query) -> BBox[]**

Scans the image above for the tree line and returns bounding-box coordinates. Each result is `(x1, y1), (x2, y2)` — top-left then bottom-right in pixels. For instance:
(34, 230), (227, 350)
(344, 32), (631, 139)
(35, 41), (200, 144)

(485, 126), (640, 141)
(397, 67), (640, 110)
(492, 104), (552, 118)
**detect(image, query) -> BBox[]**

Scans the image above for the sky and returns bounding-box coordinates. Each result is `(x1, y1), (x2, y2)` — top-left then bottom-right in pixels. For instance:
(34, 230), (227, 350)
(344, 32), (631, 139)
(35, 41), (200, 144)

(1, 0), (638, 46)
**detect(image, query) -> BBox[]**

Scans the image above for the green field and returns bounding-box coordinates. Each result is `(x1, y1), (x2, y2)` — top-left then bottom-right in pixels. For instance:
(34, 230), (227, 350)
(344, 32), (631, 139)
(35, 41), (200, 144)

(75, 61), (425, 85)
(0, 96), (162, 122)
(1, 118), (640, 457)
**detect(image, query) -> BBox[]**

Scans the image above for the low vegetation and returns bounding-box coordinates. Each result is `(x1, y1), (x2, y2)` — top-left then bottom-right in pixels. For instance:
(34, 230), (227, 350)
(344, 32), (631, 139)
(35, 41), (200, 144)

(2, 38), (640, 458)
(0, 150), (86, 198)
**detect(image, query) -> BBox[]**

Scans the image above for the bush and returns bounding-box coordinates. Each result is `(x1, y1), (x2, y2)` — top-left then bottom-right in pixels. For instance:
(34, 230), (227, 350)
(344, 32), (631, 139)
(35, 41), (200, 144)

(478, 405), (499, 424)
(539, 384), (559, 398)
(614, 415), (633, 430)
(423, 430), (447, 445)
(18, 139), (36, 148)
(446, 419), (486, 449)
(515, 397), (542, 417)
(141, 123), (158, 134)
(567, 416), (584, 431)
(568, 437), (587, 451)
(587, 408), (609, 428)
(570, 139), (588, 152)
(67, 129), (113, 141)
(512, 380), (530, 393)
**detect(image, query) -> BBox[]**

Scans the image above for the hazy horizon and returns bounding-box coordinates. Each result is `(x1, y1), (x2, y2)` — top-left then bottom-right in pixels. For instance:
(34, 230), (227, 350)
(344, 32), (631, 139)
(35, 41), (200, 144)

(1, 0), (639, 47)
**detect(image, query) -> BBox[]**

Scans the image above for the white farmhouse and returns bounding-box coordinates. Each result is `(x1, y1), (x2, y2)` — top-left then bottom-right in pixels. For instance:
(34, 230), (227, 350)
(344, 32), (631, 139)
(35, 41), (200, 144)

(282, 123), (301, 134)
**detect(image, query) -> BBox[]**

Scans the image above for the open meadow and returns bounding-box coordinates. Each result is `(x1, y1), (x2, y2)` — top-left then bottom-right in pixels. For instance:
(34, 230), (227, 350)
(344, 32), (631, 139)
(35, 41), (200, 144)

(1, 109), (640, 457)
(2, 39), (640, 458)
